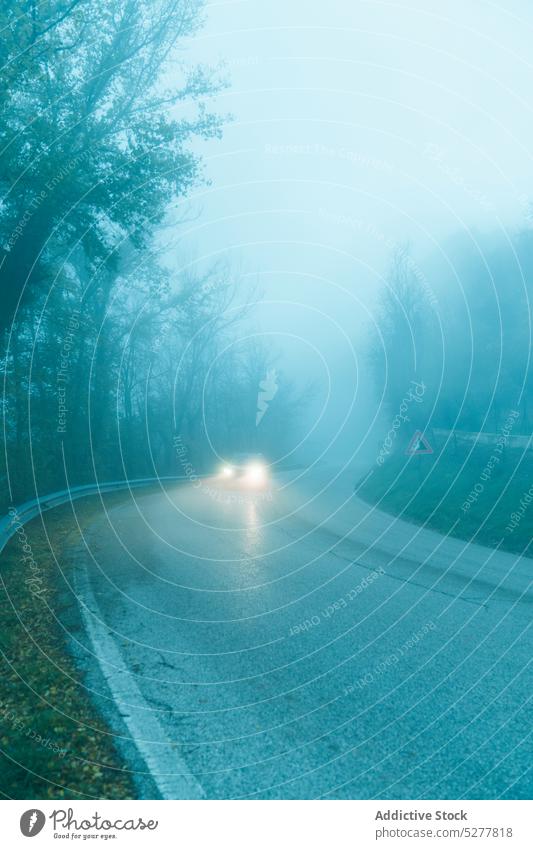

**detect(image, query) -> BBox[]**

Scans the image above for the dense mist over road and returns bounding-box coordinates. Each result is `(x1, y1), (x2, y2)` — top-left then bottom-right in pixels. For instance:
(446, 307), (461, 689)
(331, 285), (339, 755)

(155, 0), (533, 467)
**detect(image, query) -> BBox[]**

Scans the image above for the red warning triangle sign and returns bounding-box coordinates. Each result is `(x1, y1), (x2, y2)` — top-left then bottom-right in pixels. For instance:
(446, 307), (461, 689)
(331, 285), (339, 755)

(405, 430), (433, 455)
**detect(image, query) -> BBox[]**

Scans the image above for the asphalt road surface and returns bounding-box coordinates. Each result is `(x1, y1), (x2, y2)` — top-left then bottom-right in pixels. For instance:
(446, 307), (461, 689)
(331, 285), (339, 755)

(68, 467), (532, 799)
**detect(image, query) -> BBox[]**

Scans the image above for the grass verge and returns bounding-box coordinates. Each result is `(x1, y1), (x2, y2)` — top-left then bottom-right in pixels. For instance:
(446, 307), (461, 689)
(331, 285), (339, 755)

(0, 492), (140, 799)
(358, 443), (532, 558)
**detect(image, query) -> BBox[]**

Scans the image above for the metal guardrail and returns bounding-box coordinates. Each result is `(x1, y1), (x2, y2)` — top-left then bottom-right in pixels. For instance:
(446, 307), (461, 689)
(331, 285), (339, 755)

(0, 476), (194, 555)
(433, 428), (532, 451)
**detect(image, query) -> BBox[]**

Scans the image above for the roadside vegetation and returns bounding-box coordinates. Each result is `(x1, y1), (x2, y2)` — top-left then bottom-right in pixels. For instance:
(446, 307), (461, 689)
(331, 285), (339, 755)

(366, 231), (532, 553)
(0, 494), (140, 799)
(358, 442), (532, 559)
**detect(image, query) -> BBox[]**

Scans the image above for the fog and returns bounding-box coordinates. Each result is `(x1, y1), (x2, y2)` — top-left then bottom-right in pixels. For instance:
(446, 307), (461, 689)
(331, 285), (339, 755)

(2, 0), (531, 507)
(158, 0), (533, 462)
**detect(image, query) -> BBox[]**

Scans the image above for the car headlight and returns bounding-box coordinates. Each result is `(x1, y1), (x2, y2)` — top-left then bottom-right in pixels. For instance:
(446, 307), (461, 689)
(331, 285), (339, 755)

(244, 461), (267, 484)
(220, 465), (235, 478)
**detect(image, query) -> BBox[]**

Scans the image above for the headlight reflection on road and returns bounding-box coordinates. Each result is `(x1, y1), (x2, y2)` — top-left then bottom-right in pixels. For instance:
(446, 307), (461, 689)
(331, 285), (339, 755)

(244, 500), (262, 550)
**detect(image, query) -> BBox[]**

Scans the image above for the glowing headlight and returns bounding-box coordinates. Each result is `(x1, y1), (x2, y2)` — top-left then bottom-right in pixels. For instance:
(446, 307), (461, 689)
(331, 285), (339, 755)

(220, 465), (234, 478)
(245, 461), (267, 484)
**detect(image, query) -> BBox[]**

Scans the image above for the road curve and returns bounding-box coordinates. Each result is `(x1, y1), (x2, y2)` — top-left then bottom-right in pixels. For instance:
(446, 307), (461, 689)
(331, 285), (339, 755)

(67, 467), (532, 799)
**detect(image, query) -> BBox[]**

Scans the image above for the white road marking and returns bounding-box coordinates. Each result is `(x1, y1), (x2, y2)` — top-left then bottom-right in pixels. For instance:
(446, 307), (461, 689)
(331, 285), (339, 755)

(75, 558), (205, 800)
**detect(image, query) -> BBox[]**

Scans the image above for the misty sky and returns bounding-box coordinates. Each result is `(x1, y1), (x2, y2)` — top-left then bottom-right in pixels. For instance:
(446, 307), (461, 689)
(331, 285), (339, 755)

(164, 0), (533, 457)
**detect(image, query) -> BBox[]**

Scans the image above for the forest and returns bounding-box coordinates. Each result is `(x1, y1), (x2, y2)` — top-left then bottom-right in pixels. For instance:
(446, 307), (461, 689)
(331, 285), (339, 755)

(0, 0), (299, 512)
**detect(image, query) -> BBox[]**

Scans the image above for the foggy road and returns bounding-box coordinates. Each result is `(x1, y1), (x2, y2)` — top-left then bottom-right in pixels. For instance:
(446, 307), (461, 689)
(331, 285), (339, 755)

(70, 469), (532, 800)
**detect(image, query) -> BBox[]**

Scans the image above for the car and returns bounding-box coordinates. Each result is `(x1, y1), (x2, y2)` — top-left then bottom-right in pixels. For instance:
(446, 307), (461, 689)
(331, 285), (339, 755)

(218, 452), (269, 485)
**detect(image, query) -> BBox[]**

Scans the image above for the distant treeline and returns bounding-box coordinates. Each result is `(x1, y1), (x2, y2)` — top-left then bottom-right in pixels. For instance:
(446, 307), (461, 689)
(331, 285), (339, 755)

(370, 231), (533, 439)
